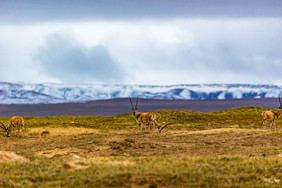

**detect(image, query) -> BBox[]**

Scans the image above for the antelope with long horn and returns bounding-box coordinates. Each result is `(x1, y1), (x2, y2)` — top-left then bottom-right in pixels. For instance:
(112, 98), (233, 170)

(261, 95), (282, 129)
(0, 116), (24, 137)
(129, 97), (160, 131)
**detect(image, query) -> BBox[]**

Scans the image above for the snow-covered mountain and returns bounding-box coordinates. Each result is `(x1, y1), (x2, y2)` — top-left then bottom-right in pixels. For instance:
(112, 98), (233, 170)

(0, 82), (281, 104)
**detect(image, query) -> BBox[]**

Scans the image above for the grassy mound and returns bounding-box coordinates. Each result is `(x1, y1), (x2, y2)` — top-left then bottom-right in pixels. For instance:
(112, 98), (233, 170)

(0, 107), (281, 187)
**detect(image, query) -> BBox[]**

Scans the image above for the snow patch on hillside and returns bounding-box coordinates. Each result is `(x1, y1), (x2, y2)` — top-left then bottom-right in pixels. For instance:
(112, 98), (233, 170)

(0, 82), (281, 104)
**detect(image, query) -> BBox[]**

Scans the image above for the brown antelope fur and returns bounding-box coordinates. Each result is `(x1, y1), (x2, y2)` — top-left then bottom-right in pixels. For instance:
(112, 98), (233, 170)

(130, 97), (160, 131)
(261, 95), (282, 129)
(7, 116), (24, 137)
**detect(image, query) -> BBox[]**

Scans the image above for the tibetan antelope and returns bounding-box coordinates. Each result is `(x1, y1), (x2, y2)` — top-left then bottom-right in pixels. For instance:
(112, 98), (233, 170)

(261, 95), (282, 129)
(129, 97), (160, 131)
(0, 116), (24, 137)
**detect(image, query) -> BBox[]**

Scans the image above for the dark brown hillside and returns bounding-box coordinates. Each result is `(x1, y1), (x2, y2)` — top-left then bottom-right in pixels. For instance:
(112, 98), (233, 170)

(0, 98), (279, 117)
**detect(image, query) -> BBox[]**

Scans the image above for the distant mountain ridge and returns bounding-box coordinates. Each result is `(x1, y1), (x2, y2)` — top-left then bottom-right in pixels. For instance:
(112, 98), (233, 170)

(0, 82), (281, 104)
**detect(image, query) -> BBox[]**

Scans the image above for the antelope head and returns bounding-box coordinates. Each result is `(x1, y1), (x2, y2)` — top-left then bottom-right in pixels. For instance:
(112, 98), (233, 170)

(129, 97), (139, 116)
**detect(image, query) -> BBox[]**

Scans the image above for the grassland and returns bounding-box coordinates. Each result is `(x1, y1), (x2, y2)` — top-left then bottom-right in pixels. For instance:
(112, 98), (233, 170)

(0, 107), (281, 187)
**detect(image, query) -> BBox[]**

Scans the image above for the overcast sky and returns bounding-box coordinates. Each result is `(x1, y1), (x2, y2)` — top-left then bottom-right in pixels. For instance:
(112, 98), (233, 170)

(1, 0), (282, 85)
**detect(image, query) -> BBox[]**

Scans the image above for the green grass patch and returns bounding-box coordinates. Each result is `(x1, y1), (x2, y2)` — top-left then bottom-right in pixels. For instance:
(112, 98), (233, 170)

(0, 156), (281, 187)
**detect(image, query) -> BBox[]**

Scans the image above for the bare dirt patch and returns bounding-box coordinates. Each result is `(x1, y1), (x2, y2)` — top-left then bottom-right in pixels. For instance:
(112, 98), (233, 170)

(0, 151), (28, 162)
(35, 148), (90, 158)
(29, 127), (100, 136)
(61, 161), (89, 169)
(78, 156), (136, 166)
(172, 127), (267, 136)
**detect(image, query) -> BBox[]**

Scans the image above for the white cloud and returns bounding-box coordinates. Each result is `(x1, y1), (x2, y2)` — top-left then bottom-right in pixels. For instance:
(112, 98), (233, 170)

(0, 18), (282, 85)
(33, 32), (125, 84)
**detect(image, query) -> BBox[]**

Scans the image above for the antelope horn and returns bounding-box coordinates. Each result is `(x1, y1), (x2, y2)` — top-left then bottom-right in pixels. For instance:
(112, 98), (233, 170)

(135, 97), (139, 109)
(0, 122), (8, 131)
(158, 123), (173, 133)
(279, 94), (282, 109)
(129, 97), (134, 109)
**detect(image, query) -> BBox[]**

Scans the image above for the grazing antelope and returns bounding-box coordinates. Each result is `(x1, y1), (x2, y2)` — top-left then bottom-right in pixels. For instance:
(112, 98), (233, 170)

(129, 97), (160, 131)
(0, 116), (24, 137)
(261, 95), (282, 129)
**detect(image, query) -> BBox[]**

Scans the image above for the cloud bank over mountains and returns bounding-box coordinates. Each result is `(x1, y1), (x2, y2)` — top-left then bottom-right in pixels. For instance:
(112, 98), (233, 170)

(0, 1), (282, 85)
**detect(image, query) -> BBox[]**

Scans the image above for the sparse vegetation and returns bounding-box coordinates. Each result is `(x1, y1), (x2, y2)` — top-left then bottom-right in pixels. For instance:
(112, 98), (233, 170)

(0, 107), (281, 187)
